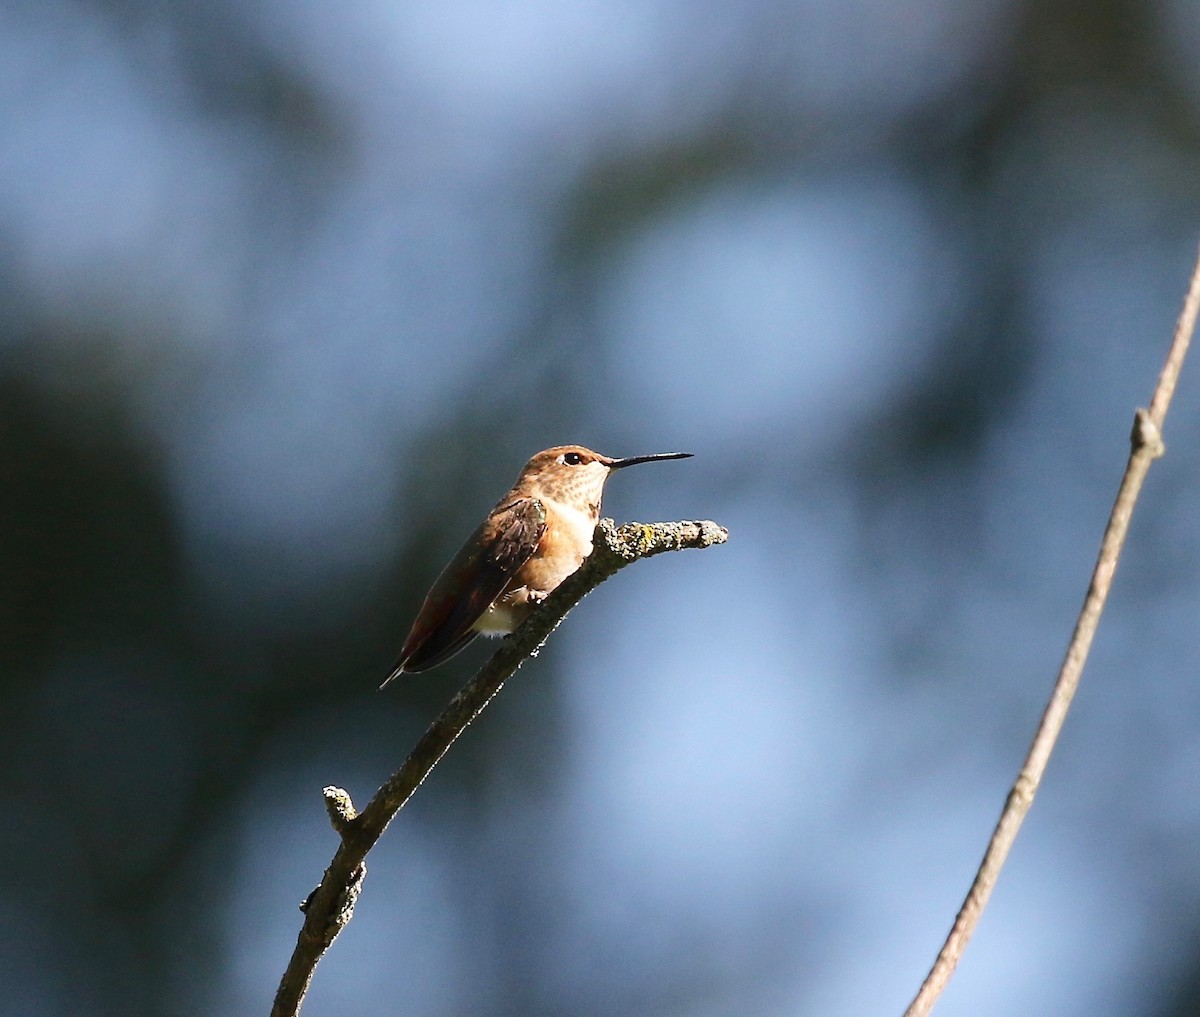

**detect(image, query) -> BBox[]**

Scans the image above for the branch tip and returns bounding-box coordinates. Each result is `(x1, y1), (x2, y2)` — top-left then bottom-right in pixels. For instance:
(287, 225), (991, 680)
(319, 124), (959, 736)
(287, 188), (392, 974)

(322, 786), (358, 834)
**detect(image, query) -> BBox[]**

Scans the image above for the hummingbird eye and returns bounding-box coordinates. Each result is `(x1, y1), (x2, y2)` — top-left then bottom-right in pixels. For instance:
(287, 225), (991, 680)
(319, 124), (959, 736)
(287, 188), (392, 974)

(561, 451), (584, 466)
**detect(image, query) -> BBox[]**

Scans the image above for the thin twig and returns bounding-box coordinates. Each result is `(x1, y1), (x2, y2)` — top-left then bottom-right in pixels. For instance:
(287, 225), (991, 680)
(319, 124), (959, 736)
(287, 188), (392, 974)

(269, 518), (728, 1017)
(903, 242), (1200, 1017)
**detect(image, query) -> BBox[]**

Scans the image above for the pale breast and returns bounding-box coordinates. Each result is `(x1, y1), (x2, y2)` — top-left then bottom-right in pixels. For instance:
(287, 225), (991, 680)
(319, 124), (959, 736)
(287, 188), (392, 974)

(529, 501), (594, 585)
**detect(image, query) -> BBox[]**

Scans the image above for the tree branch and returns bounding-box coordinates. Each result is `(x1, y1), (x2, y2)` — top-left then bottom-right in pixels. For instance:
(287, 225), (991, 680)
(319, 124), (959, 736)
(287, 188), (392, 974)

(903, 242), (1200, 1017)
(270, 518), (728, 1017)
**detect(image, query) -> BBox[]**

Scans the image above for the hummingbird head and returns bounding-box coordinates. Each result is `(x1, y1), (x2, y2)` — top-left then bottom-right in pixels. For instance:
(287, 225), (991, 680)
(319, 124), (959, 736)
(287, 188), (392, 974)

(516, 445), (692, 510)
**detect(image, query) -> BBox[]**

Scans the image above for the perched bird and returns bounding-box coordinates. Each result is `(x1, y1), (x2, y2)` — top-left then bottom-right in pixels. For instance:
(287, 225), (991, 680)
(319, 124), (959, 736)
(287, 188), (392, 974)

(382, 445), (691, 683)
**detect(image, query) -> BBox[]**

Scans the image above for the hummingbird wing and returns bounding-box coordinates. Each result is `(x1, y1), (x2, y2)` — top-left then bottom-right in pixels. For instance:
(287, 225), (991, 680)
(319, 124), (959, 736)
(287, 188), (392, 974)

(384, 498), (547, 680)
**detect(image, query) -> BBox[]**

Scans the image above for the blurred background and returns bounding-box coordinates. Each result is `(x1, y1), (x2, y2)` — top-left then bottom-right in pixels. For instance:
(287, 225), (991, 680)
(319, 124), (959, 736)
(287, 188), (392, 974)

(3, 1), (1200, 1015)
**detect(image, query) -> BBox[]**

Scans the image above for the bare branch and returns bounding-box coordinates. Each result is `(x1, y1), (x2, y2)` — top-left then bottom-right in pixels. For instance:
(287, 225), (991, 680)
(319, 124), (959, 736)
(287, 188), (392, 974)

(270, 518), (728, 1017)
(903, 243), (1200, 1017)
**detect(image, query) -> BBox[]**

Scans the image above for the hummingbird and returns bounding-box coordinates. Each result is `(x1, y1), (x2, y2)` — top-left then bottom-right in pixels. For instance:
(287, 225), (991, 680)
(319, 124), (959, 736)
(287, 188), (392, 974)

(382, 445), (691, 683)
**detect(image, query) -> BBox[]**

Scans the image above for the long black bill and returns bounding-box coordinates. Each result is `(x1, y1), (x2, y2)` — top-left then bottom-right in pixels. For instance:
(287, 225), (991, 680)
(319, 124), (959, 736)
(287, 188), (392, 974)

(608, 452), (693, 470)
